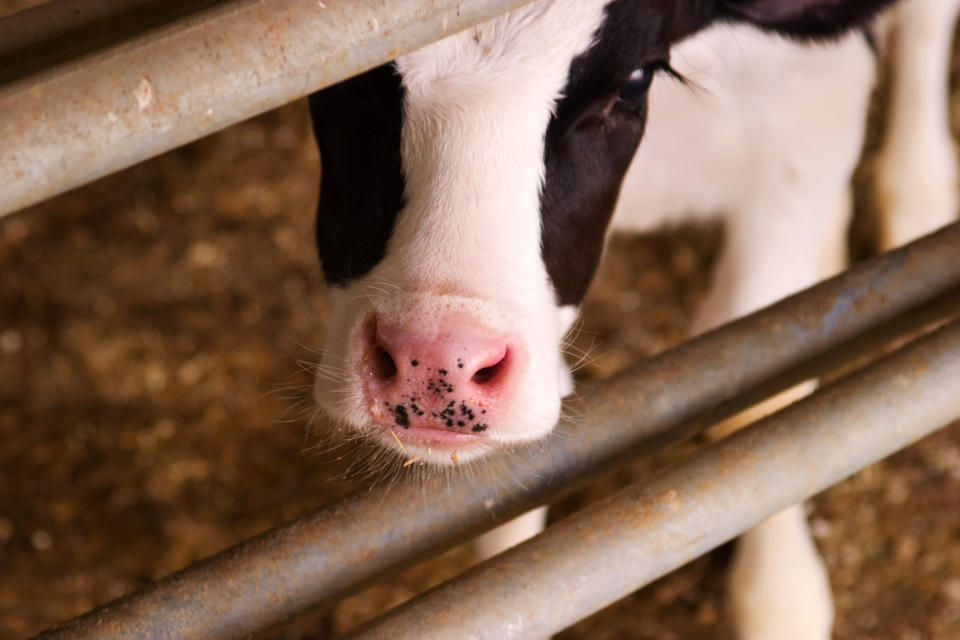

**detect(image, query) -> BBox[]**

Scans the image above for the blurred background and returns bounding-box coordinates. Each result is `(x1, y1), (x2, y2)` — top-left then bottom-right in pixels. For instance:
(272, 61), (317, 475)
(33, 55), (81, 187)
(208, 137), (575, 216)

(1, 1), (959, 638)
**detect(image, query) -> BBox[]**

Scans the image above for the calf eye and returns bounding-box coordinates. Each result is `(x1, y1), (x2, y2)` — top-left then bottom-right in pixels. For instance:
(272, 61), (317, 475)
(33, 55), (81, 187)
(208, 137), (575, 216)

(618, 62), (663, 103)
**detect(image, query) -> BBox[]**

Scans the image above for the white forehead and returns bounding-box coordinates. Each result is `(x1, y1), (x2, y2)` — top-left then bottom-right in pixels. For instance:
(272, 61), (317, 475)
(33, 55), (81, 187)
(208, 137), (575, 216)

(396, 0), (611, 102)
(379, 0), (613, 307)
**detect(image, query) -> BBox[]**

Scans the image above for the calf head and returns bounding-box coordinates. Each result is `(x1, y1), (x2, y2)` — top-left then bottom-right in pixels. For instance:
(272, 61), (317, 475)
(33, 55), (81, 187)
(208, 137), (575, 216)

(308, 0), (893, 465)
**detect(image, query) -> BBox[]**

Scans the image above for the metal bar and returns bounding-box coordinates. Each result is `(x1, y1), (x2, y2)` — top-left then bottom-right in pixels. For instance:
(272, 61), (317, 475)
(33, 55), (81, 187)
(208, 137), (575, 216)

(0, 0), (194, 61)
(32, 223), (960, 639)
(346, 317), (960, 640)
(0, 0), (537, 218)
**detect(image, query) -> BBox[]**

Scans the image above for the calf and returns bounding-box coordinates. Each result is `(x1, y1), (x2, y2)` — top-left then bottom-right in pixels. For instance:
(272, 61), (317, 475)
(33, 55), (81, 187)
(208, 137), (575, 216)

(307, 0), (957, 637)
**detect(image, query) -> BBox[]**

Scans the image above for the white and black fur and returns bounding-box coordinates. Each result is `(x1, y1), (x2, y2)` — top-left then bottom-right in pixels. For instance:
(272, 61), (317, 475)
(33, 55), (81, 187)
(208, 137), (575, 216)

(307, 0), (958, 637)
(308, 0), (893, 462)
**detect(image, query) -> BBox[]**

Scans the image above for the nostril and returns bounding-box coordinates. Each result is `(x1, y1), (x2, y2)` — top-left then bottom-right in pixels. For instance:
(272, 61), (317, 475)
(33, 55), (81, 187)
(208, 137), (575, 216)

(370, 344), (398, 382)
(471, 350), (509, 385)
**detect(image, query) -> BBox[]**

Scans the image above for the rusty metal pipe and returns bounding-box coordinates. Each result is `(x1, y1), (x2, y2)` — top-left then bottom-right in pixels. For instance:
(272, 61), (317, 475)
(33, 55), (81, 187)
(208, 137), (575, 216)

(32, 223), (960, 639)
(0, 0), (537, 217)
(346, 316), (960, 640)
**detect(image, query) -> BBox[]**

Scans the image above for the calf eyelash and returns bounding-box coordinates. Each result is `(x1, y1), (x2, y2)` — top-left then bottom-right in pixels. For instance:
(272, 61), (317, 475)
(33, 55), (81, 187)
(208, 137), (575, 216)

(619, 60), (687, 103)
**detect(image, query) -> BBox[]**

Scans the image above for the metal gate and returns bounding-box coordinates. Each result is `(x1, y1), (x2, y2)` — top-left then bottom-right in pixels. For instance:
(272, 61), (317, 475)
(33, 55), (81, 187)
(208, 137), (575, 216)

(3, 1), (959, 638)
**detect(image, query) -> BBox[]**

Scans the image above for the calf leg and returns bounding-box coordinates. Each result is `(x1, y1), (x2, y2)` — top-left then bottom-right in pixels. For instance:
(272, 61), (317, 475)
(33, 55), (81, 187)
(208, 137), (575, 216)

(729, 504), (833, 640)
(695, 187), (852, 640)
(609, 20), (873, 639)
(875, 0), (960, 250)
(473, 505), (548, 561)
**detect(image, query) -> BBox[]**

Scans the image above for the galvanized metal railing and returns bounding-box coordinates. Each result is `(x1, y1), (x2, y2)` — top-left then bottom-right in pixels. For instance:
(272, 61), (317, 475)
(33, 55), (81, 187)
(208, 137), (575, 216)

(347, 314), (960, 639)
(33, 224), (960, 639)
(0, 0), (537, 218)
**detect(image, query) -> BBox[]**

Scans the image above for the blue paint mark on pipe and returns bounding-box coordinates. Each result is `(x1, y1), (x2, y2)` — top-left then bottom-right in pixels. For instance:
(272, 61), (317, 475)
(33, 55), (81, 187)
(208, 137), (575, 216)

(822, 293), (855, 334)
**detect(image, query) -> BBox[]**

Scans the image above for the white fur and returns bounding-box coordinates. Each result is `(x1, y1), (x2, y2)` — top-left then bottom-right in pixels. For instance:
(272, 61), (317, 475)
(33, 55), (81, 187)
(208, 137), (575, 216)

(729, 504), (835, 640)
(474, 505), (549, 561)
(618, 23), (876, 333)
(615, 25), (875, 639)
(874, 0), (960, 249)
(314, 0), (612, 464)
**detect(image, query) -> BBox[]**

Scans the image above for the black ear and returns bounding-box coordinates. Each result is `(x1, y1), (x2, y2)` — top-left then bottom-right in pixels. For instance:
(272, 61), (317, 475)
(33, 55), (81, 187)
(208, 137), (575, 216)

(720, 0), (896, 39)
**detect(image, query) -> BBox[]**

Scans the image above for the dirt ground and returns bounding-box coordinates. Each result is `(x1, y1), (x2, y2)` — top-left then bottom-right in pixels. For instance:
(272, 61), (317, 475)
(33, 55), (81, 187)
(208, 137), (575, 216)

(2, 3), (960, 639)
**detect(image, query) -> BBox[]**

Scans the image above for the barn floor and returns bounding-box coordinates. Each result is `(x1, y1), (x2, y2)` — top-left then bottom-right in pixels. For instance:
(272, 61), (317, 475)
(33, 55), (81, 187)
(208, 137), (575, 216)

(2, 3), (960, 638)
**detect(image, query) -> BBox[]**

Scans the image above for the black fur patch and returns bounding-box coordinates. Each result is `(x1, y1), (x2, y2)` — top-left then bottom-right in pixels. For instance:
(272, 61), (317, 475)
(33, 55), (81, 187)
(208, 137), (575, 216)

(539, 0), (671, 306)
(308, 64), (406, 286)
(719, 0), (896, 41)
